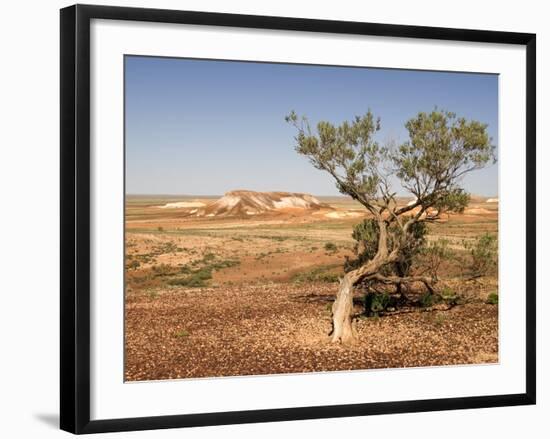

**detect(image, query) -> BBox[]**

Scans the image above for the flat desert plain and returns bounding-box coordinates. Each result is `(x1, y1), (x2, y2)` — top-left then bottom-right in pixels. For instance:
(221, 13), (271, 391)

(125, 192), (498, 381)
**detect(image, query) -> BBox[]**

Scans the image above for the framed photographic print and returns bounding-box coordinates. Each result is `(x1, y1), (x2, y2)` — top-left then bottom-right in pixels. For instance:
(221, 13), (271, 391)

(60, 4), (536, 434)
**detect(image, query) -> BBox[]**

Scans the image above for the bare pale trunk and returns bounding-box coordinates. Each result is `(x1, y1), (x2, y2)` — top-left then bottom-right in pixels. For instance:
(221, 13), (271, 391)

(330, 274), (356, 343)
(330, 220), (395, 344)
(330, 259), (382, 344)
(329, 221), (438, 343)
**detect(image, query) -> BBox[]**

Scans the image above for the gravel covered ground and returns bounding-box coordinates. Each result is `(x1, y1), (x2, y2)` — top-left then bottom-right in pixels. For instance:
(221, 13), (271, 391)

(125, 282), (498, 381)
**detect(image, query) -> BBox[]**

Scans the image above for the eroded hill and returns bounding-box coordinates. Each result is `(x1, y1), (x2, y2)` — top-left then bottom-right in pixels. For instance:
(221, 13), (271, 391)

(160, 190), (333, 217)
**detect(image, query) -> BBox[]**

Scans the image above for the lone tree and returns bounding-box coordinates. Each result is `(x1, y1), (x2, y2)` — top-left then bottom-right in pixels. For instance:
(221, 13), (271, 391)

(345, 217), (428, 298)
(286, 109), (495, 343)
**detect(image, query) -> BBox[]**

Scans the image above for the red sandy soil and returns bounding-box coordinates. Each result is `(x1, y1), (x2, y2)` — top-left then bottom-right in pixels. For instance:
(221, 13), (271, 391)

(124, 194), (499, 381)
(125, 282), (498, 381)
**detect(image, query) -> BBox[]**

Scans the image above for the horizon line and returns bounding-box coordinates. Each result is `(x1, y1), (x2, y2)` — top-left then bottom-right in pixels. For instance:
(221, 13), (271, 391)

(126, 192), (499, 198)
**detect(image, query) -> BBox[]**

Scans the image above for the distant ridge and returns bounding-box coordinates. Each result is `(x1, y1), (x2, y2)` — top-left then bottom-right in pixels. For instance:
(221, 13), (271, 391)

(191, 190), (331, 217)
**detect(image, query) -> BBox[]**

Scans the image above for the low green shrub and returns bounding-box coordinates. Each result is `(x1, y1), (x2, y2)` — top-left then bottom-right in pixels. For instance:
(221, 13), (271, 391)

(464, 233), (498, 278)
(420, 238), (452, 281)
(151, 263), (175, 277)
(419, 291), (435, 308)
(168, 268), (212, 287)
(168, 255), (240, 288)
(324, 242), (337, 252)
(433, 314), (446, 327)
(292, 265), (341, 284)
(440, 286), (458, 305)
(175, 329), (190, 338)
(146, 288), (159, 299)
(126, 259), (140, 270)
(487, 291), (499, 305)
(364, 292), (391, 316)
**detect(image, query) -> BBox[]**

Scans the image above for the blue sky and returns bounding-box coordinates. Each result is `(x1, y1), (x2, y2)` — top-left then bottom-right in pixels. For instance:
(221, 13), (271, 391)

(125, 56), (498, 196)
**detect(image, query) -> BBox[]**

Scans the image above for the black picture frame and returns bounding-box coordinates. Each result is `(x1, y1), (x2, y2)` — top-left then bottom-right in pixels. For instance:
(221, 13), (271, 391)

(60, 4), (536, 434)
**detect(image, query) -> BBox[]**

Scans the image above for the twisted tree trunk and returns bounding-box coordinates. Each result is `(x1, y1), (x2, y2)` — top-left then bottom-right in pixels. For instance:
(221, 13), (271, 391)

(329, 219), (434, 344)
(330, 258), (384, 343)
(330, 219), (387, 343)
(330, 275), (356, 343)
(330, 262), (435, 343)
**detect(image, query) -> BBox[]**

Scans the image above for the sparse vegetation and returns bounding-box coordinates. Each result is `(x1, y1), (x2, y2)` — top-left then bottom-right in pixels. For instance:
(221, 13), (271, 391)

(464, 233), (498, 278)
(175, 329), (190, 338)
(419, 291), (435, 308)
(440, 286), (458, 305)
(487, 291), (499, 305)
(292, 265), (341, 284)
(122, 63), (500, 381)
(363, 292), (391, 316)
(433, 314), (447, 327)
(287, 108), (495, 343)
(421, 238), (452, 282)
(126, 258), (141, 271)
(169, 268), (213, 287)
(166, 255), (240, 288)
(125, 192), (499, 380)
(152, 263), (176, 277)
(324, 242), (337, 253)
(346, 218), (428, 290)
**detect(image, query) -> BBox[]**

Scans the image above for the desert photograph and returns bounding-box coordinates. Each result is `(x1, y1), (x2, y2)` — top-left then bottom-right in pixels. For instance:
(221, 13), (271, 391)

(124, 56), (499, 381)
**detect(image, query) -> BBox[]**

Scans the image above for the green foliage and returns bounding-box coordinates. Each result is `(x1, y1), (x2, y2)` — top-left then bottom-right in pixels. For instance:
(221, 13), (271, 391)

(419, 291), (435, 308)
(440, 286), (457, 300)
(345, 219), (378, 272)
(152, 263), (175, 277)
(175, 329), (190, 338)
(286, 108), (495, 291)
(167, 254), (240, 288)
(292, 265), (341, 284)
(421, 238), (452, 281)
(126, 258), (140, 270)
(464, 233), (498, 277)
(286, 110), (384, 200)
(146, 288), (159, 299)
(209, 258), (241, 271)
(433, 314), (447, 327)
(345, 218), (427, 277)
(487, 291), (499, 305)
(440, 286), (458, 305)
(153, 241), (179, 254)
(432, 188), (470, 214)
(394, 109), (495, 210)
(286, 108), (494, 215)
(363, 292), (391, 316)
(324, 242), (337, 252)
(394, 220), (428, 277)
(168, 267), (212, 287)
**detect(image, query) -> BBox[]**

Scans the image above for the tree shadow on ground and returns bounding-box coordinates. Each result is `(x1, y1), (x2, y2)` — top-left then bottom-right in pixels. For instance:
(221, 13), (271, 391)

(293, 289), (455, 318)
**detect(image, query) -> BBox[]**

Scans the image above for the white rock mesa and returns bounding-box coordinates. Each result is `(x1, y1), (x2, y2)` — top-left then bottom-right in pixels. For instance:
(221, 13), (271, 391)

(198, 190), (329, 217)
(157, 201), (206, 209)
